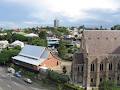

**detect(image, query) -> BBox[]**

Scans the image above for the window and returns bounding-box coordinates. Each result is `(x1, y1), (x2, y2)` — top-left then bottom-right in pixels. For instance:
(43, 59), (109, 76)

(117, 77), (119, 80)
(100, 78), (102, 82)
(91, 64), (92, 71)
(81, 66), (83, 72)
(109, 63), (112, 70)
(78, 66), (79, 72)
(91, 78), (93, 83)
(109, 77), (111, 80)
(100, 63), (104, 71)
(91, 64), (94, 71)
(78, 65), (83, 72)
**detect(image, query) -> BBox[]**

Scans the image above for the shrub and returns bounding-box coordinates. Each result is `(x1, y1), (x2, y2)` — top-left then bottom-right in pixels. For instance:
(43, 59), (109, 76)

(63, 83), (84, 90)
(99, 80), (120, 90)
(47, 70), (70, 83)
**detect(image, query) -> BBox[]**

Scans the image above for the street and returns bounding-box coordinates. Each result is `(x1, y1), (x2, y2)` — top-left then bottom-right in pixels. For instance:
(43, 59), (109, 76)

(0, 67), (49, 90)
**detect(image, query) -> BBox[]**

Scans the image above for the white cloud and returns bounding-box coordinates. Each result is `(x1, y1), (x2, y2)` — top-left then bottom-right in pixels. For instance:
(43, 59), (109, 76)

(4, 0), (119, 20)
(2, 0), (120, 24)
(0, 21), (19, 28)
(42, 0), (120, 21)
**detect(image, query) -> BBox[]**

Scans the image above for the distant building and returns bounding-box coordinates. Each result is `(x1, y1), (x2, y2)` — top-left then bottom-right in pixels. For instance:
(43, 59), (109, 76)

(72, 30), (120, 90)
(11, 40), (24, 48)
(0, 33), (7, 36)
(54, 19), (59, 27)
(47, 37), (60, 48)
(12, 45), (60, 71)
(24, 33), (39, 38)
(0, 28), (4, 31)
(0, 40), (9, 49)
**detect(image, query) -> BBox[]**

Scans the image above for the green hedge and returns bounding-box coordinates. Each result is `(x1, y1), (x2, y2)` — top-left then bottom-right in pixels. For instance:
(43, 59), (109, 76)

(47, 70), (84, 90)
(47, 70), (70, 83)
(63, 83), (84, 90)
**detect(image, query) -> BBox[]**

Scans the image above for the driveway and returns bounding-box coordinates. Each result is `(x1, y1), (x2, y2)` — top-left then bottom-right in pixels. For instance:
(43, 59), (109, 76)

(0, 66), (49, 90)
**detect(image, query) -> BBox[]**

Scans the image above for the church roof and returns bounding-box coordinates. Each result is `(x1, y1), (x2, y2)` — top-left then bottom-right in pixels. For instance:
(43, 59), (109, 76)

(83, 30), (120, 55)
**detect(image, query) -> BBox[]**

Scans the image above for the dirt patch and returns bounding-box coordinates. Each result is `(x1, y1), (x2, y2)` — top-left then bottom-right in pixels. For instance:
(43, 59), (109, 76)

(51, 61), (72, 75)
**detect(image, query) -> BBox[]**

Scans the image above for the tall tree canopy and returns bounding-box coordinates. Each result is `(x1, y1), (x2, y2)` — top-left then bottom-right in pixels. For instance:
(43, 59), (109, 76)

(0, 47), (20, 65)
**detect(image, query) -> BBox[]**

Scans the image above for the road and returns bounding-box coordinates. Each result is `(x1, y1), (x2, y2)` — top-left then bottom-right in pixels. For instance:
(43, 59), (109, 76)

(0, 67), (49, 90)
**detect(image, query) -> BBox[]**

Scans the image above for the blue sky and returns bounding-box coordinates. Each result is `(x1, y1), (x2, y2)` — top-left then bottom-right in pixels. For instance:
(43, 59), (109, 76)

(0, 0), (120, 28)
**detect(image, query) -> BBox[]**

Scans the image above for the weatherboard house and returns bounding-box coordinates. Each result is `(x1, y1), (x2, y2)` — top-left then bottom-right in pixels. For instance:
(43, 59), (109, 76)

(12, 45), (60, 71)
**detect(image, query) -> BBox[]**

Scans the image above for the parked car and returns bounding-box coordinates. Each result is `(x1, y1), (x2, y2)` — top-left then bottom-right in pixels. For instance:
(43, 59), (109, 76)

(14, 72), (22, 78)
(23, 78), (32, 84)
(7, 67), (15, 74)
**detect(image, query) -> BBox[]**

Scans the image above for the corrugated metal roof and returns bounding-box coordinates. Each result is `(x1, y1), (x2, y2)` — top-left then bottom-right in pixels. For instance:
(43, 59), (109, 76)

(40, 49), (49, 59)
(19, 45), (46, 60)
(13, 45), (49, 66)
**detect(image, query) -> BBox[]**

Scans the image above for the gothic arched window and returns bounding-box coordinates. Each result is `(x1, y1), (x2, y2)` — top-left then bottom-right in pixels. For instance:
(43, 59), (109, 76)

(91, 64), (94, 71)
(78, 66), (79, 72)
(81, 65), (83, 72)
(109, 63), (112, 70)
(100, 63), (104, 71)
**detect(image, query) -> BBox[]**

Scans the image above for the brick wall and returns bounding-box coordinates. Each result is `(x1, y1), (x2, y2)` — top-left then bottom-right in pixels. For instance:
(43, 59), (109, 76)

(41, 53), (61, 68)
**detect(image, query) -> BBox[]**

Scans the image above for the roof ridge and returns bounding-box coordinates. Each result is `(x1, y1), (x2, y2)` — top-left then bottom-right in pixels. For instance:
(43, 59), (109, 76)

(39, 47), (46, 58)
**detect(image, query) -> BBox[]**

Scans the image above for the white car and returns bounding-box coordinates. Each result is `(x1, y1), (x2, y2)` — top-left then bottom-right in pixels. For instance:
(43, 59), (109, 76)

(23, 78), (32, 84)
(7, 68), (15, 74)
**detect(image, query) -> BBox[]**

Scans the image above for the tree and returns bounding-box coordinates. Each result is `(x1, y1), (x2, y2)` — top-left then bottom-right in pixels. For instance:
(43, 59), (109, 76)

(52, 29), (62, 37)
(12, 33), (28, 42)
(30, 38), (47, 47)
(58, 40), (68, 59)
(57, 27), (70, 35)
(24, 28), (33, 33)
(38, 31), (47, 39)
(6, 32), (13, 43)
(57, 84), (63, 90)
(58, 40), (77, 60)
(51, 27), (70, 38)
(111, 25), (120, 30)
(0, 34), (6, 40)
(0, 48), (20, 65)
